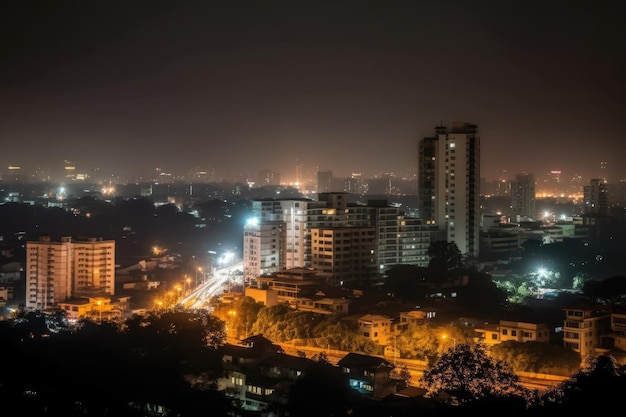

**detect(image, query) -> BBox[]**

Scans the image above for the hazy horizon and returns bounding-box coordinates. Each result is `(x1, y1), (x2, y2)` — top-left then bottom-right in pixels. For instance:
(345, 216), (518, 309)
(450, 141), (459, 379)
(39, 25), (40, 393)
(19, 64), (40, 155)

(3, 1), (624, 183)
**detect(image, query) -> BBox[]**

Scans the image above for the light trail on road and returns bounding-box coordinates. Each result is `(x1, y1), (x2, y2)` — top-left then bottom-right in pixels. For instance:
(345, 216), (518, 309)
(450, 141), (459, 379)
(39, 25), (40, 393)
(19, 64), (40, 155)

(178, 262), (243, 309)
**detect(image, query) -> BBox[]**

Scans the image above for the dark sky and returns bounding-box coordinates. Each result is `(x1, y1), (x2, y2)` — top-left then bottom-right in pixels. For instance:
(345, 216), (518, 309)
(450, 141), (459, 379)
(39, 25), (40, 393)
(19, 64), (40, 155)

(2, 0), (625, 183)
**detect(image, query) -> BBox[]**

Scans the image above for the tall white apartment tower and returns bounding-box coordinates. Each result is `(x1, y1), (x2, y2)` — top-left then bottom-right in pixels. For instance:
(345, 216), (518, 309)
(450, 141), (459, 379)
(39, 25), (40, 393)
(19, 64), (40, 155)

(26, 236), (115, 311)
(419, 123), (480, 260)
(26, 236), (73, 311)
(243, 199), (310, 284)
(72, 237), (116, 296)
(242, 220), (285, 285)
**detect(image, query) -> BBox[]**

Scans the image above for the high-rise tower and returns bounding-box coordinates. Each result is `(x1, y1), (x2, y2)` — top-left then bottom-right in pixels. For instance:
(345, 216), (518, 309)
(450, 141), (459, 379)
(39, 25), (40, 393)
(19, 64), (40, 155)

(243, 199), (311, 285)
(510, 173), (536, 221)
(317, 170), (333, 193)
(584, 178), (609, 216)
(418, 122), (480, 260)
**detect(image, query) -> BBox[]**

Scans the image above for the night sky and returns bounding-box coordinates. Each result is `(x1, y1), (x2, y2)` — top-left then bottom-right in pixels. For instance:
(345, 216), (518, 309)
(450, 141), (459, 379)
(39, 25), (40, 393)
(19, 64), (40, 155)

(2, 1), (625, 183)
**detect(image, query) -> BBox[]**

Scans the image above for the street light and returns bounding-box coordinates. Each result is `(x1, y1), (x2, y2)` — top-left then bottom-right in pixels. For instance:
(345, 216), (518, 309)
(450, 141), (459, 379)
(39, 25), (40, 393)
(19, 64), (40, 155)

(96, 300), (102, 321)
(442, 334), (456, 349)
(175, 285), (182, 304)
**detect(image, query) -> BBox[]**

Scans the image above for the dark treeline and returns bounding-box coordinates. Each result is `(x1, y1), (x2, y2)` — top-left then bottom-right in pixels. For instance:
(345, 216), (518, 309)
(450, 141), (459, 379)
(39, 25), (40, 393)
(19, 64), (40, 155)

(2, 309), (626, 416)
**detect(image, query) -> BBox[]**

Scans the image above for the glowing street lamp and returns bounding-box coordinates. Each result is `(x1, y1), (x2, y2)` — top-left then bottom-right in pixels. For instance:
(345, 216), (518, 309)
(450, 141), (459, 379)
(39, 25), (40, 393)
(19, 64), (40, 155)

(442, 334), (456, 349)
(219, 251), (235, 267)
(96, 300), (103, 321)
(175, 285), (182, 303)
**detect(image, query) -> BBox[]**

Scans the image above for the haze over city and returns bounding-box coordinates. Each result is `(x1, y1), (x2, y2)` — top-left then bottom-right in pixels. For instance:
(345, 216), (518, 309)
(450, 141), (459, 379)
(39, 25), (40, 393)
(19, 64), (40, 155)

(2, 1), (624, 183)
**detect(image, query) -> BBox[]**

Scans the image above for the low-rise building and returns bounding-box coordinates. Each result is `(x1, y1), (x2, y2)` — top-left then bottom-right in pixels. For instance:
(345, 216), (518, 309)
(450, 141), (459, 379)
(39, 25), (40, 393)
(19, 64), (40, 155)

(337, 352), (397, 399)
(357, 314), (393, 345)
(57, 296), (122, 322)
(562, 302), (612, 358)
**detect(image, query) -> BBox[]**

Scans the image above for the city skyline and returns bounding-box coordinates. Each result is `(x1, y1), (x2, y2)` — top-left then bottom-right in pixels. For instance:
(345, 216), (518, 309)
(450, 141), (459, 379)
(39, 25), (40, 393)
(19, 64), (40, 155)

(2, 2), (624, 182)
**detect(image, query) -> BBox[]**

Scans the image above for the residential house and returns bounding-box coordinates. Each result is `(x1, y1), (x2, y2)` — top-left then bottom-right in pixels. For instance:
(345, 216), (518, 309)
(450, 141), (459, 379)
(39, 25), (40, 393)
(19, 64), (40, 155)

(562, 302), (612, 358)
(219, 334), (327, 414)
(57, 296), (121, 322)
(396, 309), (436, 332)
(337, 352), (397, 399)
(357, 314), (393, 345)
(474, 319), (554, 347)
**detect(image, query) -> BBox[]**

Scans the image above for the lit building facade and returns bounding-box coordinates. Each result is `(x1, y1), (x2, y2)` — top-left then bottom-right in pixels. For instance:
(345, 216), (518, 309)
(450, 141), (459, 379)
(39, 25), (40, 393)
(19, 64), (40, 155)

(310, 226), (377, 287)
(370, 202), (431, 274)
(418, 122), (481, 260)
(72, 237), (116, 296)
(583, 178), (609, 216)
(563, 303), (611, 358)
(317, 170), (333, 193)
(243, 193), (433, 287)
(26, 236), (115, 311)
(510, 173), (536, 221)
(242, 220), (285, 285)
(243, 199), (311, 284)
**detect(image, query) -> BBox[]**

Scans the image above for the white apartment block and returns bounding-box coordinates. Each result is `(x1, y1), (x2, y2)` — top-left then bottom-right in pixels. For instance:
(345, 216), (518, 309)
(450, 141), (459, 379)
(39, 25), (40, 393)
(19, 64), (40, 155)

(419, 123), (480, 260)
(243, 199), (310, 284)
(243, 220), (284, 285)
(72, 238), (115, 296)
(310, 227), (376, 287)
(244, 194), (433, 287)
(563, 303), (611, 358)
(474, 320), (553, 347)
(371, 204), (431, 272)
(358, 314), (393, 345)
(26, 236), (115, 311)
(606, 310), (626, 353)
(499, 320), (552, 343)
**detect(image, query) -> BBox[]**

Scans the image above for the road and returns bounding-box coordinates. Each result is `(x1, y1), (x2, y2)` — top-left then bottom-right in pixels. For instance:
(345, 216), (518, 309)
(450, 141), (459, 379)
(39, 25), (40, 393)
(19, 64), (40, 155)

(178, 261), (243, 309)
(277, 342), (566, 391)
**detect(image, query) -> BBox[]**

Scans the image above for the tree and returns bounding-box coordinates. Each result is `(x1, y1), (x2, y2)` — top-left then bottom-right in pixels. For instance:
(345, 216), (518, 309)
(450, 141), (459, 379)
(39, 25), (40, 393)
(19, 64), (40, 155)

(420, 343), (525, 404)
(227, 295), (263, 339)
(383, 264), (430, 299)
(493, 273), (537, 303)
(250, 304), (291, 340)
(287, 364), (352, 417)
(251, 305), (326, 343)
(582, 275), (626, 304)
(454, 271), (509, 316)
(310, 351), (330, 365)
(428, 240), (463, 276)
(395, 322), (440, 362)
(490, 341), (580, 375)
(537, 354), (626, 413)
(390, 365), (412, 390)
(0, 310), (231, 416)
